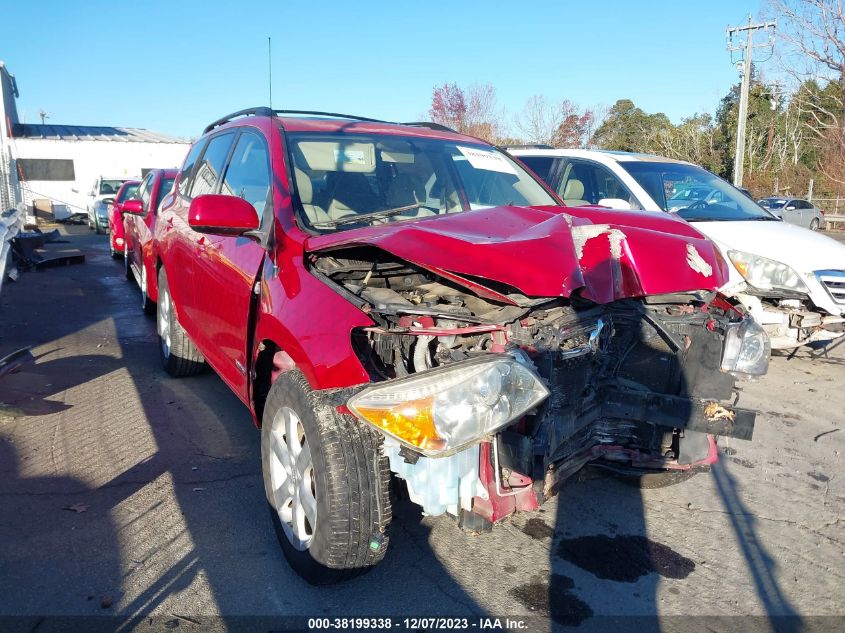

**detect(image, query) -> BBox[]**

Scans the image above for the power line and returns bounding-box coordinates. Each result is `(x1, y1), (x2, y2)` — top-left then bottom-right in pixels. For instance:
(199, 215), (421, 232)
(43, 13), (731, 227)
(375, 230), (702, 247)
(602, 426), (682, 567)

(726, 15), (776, 187)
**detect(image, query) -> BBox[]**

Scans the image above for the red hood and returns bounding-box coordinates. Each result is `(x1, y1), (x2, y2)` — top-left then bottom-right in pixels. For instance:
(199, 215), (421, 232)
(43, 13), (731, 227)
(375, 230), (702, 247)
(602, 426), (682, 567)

(305, 206), (727, 305)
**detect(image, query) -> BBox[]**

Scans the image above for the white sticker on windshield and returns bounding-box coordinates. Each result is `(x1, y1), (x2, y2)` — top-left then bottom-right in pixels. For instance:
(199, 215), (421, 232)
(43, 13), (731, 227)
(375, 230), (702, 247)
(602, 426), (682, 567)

(334, 149), (367, 165)
(456, 146), (517, 175)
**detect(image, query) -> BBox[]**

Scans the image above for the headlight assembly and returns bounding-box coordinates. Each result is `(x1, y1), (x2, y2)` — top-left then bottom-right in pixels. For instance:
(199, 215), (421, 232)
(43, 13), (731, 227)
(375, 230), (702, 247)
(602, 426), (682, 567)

(347, 355), (549, 457)
(721, 317), (770, 378)
(728, 250), (809, 293)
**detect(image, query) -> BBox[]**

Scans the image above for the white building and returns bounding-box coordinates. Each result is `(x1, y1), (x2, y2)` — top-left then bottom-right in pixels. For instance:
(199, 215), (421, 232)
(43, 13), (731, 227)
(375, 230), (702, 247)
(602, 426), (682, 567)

(0, 61), (190, 220)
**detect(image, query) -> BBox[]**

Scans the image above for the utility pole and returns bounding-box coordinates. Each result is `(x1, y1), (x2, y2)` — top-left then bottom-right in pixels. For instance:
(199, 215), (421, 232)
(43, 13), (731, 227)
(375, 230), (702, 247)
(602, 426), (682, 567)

(726, 16), (776, 187)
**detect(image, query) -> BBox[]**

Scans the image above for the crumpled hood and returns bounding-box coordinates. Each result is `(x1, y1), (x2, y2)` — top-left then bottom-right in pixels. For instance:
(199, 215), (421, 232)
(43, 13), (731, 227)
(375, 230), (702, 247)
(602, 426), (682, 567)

(305, 205), (727, 304)
(692, 219), (845, 273)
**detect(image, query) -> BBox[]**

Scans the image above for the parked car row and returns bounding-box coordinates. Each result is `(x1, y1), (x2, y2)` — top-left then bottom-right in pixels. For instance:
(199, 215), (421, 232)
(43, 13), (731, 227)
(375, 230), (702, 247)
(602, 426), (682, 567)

(510, 148), (845, 350)
(99, 108), (777, 585)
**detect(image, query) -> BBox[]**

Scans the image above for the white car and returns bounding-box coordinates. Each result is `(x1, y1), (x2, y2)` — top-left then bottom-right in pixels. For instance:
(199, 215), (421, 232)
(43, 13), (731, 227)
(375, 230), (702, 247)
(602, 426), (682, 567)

(509, 148), (845, 350)
(85, 176), (131, 234)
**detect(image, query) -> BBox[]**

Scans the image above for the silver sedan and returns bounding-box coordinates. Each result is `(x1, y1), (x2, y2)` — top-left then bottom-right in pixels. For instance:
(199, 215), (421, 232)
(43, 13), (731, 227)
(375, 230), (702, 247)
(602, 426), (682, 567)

(758, 197), (826, 230)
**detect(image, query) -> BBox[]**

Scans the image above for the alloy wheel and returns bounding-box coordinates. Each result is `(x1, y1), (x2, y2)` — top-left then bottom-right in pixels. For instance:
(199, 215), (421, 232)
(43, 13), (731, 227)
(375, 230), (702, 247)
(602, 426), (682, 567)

(158, 288), (172, 359)
(268, 406), (317, 551)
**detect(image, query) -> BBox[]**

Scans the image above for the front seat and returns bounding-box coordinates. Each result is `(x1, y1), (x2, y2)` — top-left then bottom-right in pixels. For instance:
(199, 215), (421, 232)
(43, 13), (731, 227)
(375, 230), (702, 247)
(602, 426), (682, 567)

(294, 168), (331, 225)
(326, 172), (380, 219)
(561, 178), (590, 206)
(384, 174), (435, 219)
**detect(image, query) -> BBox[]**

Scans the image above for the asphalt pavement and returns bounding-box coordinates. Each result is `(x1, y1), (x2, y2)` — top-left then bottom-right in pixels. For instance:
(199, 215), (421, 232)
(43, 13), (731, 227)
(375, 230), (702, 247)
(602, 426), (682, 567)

(0, 226), (842, 632)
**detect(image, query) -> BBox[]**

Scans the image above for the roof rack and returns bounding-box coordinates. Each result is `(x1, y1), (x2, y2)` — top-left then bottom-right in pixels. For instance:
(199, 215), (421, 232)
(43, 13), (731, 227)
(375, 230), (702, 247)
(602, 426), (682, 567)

(503, 144), (554, 150)
(203, 107), (274, 134)
(274, 110), (388, 124)
(202, 109), (461, 136)
(401, 121), (458, 133)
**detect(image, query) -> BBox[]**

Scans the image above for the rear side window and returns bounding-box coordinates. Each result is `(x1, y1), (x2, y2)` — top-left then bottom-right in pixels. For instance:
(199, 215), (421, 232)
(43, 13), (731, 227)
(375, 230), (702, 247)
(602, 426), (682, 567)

(190, 133), (236, 198)
(177, 141), (206, 197)
(517, 156), (556, 182)
(220, 131), (271, 219)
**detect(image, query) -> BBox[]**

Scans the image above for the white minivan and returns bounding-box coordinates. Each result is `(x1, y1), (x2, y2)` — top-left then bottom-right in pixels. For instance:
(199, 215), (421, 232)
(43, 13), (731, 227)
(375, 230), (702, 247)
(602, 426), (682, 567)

(509, 148), (845, 350)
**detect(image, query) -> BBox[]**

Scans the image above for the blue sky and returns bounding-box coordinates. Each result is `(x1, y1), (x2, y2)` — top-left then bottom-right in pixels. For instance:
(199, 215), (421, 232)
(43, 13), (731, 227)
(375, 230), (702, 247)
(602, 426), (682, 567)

(3, 0), (763, 139)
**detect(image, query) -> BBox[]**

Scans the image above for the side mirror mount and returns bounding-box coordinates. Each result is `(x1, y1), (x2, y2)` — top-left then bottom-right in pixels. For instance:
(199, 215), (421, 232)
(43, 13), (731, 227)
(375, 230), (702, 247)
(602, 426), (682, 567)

(122, 199), (144, 215)
(597, 198), (632, 210)
(188, 194), (260, 236)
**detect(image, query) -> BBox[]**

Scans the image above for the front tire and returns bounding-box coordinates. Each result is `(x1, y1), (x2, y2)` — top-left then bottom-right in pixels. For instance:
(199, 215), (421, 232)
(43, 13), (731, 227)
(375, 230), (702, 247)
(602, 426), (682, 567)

(157, 268), (205, 377)
(261, 370), (391, 585)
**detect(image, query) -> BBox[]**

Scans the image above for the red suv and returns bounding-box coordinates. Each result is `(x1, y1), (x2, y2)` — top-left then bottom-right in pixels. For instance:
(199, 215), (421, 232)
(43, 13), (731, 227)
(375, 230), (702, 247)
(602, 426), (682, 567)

(107, 180), (140, 258)
(151, 108), (768, 584)
(122, 169), (177, 313)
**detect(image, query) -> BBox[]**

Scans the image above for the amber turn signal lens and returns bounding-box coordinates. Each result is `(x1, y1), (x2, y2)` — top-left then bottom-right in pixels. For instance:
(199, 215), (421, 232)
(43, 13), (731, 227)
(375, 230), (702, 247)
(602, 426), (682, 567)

(353, 397), (447, 452)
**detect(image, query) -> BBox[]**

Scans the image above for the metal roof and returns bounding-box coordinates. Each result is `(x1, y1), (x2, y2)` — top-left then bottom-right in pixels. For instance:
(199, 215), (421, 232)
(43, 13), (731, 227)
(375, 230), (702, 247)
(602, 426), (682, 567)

(11, 123), (186, 143)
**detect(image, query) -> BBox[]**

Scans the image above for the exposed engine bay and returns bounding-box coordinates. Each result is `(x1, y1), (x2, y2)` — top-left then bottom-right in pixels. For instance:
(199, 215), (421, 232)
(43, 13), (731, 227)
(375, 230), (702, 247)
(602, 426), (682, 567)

(312, 246), (765, 524)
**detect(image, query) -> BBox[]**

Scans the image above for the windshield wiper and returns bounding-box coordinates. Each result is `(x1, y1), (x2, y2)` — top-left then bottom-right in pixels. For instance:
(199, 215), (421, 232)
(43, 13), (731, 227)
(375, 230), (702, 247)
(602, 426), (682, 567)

(313, 202), (440, 228)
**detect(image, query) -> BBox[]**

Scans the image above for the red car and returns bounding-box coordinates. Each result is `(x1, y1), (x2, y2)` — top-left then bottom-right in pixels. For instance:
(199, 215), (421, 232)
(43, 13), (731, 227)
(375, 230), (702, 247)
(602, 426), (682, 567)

(151, 108), (768, 584)
(107, 180), (140, 258)
(122, 169), (177, 313)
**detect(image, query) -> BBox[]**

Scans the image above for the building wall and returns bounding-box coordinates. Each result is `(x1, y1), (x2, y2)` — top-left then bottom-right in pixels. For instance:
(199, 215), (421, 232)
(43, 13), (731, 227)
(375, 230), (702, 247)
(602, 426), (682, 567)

(12, 138), (189, 218)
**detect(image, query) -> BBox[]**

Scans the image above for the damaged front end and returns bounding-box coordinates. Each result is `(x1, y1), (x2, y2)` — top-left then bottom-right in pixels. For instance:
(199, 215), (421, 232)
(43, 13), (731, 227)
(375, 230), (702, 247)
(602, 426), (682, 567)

(310, 235), (768, 525)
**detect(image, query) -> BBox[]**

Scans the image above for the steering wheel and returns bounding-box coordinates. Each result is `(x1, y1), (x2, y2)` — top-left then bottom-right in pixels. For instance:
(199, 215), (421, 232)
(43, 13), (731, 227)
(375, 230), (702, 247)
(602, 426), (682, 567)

(682, 199), (709, 211)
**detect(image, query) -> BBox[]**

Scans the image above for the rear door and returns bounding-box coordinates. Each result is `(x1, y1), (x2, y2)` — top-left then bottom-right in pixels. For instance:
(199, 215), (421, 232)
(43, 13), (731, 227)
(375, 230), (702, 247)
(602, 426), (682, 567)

(189, 128), (270, 398)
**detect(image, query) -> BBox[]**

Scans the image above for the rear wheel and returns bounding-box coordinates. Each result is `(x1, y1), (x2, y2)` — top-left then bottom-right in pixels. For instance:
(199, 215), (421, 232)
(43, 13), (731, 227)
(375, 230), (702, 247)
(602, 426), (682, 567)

(157, 268), (205, 377)
(261, 370), (391, 585)
(140, 263), (155, 315)
(810, 218), (820, 231)
(124, 248), (133, 281)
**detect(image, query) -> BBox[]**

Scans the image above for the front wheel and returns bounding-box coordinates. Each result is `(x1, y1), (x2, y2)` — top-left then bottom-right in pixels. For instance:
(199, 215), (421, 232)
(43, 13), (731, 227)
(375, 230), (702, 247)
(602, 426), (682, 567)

(261, 370), (391, 585)
(157, 268), (205, 377)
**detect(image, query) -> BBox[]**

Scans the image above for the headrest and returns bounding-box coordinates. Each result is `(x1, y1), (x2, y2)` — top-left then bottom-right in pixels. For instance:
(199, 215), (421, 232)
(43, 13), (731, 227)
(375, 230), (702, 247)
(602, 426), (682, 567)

(294, 168), (313, 204)
(563, 178), (584, 200)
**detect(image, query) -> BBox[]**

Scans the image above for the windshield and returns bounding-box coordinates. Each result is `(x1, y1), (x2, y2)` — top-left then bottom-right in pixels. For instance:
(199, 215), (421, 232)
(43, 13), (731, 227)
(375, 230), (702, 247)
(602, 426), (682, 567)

(117, 183), (139, 203)
(759, 198), (787, 209)
(620, 161), (778, 222)
(287, 132), (556, 232)
(99, 179), (127, 195)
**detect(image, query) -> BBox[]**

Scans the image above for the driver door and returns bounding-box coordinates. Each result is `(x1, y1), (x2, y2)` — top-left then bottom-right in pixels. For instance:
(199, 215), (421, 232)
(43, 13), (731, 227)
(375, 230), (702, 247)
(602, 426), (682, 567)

(190, 128), (270, 399)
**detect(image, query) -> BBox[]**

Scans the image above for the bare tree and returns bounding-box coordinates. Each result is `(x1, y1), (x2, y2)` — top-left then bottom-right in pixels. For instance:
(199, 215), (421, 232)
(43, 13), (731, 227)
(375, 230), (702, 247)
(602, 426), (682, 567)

(767, 0), (845, 186)
(514, 96), (599, 147)
(429, 83), (504, 142)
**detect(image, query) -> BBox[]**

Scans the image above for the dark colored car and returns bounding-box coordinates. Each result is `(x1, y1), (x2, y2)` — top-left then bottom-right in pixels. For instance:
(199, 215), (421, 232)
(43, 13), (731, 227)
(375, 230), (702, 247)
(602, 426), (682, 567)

(122, 169), (177, 313)
(107, 180), (141, 258)
(150, 108), (768, 584)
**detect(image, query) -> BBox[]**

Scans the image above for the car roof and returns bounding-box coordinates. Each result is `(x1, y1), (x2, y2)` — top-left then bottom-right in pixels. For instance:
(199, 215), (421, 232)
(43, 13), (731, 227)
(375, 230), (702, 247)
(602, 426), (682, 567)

(506, 147), (692, 165)
(205, 110), (483, 144)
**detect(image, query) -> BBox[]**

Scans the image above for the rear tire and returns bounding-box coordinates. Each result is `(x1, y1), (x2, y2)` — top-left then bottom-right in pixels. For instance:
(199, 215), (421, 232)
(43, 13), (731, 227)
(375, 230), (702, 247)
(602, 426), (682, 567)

(124, 249), (133, 281)
(261, 370), (391, 585)
(140, 263), (155, 315)
(810, 218), (820, 231)
(157, 268), (205, 377)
